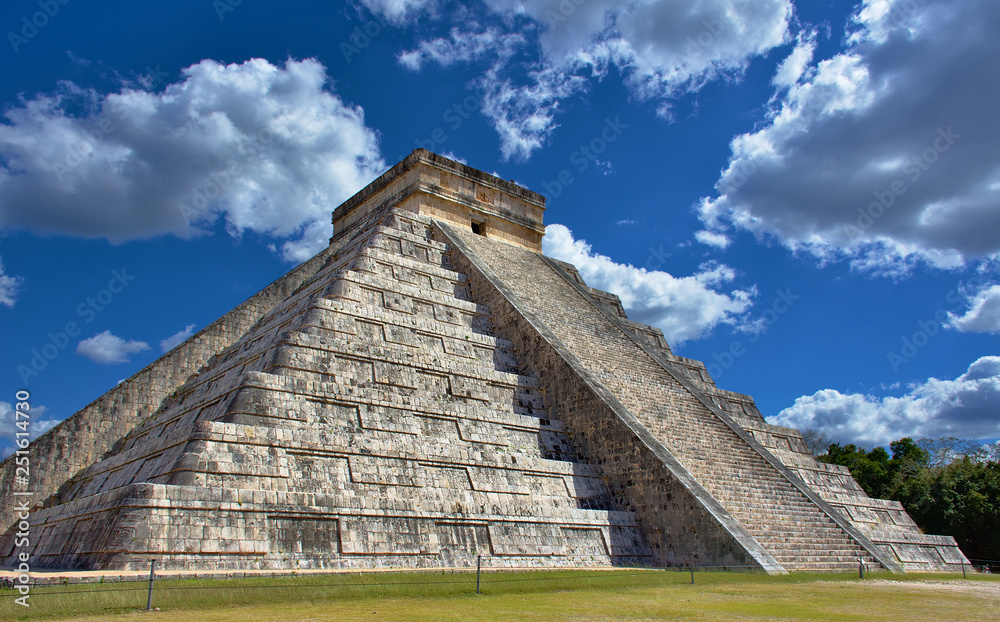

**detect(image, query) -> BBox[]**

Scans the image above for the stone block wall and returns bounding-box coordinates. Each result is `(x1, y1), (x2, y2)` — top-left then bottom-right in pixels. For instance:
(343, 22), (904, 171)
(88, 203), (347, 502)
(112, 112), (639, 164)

(442, 222), (894, 572)
(440, 223), (781, 571)
(744, 419), (970, 571)
(2, 149), (970, 574)
(332, 149), (546, 252)
(0, 244), (340, 533)
(2, 209), (653, 571)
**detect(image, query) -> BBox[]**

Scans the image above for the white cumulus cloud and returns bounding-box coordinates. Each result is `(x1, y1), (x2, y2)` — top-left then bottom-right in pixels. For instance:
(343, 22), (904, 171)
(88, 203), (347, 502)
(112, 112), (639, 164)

(0, 257), (22, 308)
(480, 65), (588, 161)
(359, 0), (432, 23)
(694, 230), (730, 249)
(699, 0), (1000, 274)
(770, 356), (1000, 445)
(77, 330), (150, 364)
(0, 402), (60, 456)
(608, 0), (791, 100)
(385, 0), (792, 159)
(543, 223), (754, 345)
(398, 27), (525, 71)
(771, 30), (816, 89)
(0, 58), (385, 262)
(160, 324), (197, 352)
(947, 284), (1000, 334)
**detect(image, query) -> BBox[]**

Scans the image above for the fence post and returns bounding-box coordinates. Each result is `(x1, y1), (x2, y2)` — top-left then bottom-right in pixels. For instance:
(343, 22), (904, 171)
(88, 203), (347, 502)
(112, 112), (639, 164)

(690, 567), (694, 584)
(961, 560), (966, 579)
(146, 559), (156, 611)
(858, 558), (864, 579)
(476, 555), (481, 595)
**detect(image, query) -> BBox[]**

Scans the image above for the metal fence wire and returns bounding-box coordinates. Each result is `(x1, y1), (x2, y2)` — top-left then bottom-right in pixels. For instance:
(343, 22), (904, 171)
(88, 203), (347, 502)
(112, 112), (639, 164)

(0, 562), (770, 608)
(0, 558), (987, 615)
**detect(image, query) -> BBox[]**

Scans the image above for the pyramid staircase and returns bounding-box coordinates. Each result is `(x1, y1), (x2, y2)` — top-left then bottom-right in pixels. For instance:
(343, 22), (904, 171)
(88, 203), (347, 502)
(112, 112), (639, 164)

(3, 149), (968, 573)
(442, 223), (892, 572)
(2, 209), (651, 571)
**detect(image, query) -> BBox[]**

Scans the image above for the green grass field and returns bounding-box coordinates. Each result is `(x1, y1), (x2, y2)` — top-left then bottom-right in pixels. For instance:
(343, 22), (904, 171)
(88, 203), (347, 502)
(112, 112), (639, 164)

(2, 569), (997, 621)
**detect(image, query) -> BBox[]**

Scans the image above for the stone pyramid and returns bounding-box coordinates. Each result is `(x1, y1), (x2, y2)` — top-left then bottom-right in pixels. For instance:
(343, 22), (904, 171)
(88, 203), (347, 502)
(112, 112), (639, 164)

(1, 150), (968, 573)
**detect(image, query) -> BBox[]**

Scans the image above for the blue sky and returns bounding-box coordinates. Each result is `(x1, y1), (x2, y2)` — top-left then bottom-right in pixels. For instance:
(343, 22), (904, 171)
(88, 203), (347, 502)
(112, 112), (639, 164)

(1, 0), (998, 455)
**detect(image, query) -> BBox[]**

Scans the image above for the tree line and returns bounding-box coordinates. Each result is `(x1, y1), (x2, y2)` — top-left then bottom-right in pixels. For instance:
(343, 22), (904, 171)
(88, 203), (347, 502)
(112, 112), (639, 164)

(804, 433), (1000, 564)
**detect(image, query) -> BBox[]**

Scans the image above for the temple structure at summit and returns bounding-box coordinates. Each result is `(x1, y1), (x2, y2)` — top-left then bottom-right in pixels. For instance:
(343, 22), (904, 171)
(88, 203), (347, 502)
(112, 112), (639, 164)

(0, 150), (968, 573)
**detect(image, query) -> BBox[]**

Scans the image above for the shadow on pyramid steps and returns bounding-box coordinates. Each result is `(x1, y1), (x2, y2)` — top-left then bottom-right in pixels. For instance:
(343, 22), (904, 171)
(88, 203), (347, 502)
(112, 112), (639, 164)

(0, 150), (969, 573)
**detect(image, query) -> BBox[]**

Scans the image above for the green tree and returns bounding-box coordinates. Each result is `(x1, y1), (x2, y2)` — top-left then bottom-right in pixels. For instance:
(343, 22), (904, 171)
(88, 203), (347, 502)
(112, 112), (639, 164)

(893, 457), (1000, 562)
(819, 443), (893, 499)
(821, 436), (1000, 563)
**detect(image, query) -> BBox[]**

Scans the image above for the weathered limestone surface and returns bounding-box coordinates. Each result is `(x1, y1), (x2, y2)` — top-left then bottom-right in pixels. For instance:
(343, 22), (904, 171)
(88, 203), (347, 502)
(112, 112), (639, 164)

(0, 244), (339, 533)
(532, 259), (966, 571)
(1, 209), (650, 570)
(439, 223), (781, 572)
(0, 149), (969, 573)
(332, 150), (545, 252)
(441, 224), (894, 572)
(539, 260), (967, 571)
(736, 418), (967, 571)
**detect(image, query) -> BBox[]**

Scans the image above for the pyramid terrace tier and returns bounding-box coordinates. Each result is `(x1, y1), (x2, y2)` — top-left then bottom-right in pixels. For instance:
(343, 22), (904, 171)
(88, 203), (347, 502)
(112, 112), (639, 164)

(0, 150), (972, 574)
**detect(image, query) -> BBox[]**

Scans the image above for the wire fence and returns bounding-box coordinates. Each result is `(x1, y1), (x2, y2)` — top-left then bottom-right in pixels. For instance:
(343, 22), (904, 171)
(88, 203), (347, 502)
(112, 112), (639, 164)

(0, 557), (991, 616)
(0, 561), (770, 613)
(0, 563), (764, 592)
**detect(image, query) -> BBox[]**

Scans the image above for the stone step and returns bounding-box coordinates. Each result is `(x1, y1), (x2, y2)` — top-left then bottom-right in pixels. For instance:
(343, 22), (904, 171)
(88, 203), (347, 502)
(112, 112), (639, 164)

(744, 524), (849, 538)
(443, 224), (886, 572)
(759, 536), (861, 551)
(730, 510), (839, 524)
(762, 538), (864, 549)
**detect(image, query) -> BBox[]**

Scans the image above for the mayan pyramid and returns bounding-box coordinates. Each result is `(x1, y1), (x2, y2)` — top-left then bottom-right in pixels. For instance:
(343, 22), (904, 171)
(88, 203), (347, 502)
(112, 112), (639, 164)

(0, 150), (969, 573)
